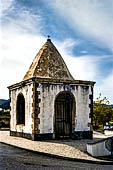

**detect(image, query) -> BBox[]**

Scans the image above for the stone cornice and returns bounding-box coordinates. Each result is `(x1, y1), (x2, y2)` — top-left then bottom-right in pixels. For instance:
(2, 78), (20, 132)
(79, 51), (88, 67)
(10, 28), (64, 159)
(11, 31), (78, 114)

(8, 77), (96, 90)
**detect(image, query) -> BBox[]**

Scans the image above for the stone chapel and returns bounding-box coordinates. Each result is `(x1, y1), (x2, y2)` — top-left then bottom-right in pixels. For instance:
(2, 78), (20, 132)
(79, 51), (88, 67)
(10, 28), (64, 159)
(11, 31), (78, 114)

(8, 38), (95, 140)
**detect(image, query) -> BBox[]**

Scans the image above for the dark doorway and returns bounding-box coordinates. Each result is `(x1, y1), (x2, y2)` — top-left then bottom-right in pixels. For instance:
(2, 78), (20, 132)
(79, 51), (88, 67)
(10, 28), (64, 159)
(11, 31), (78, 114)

(16, 93), (25, 125)
(55, 92), (75, 139)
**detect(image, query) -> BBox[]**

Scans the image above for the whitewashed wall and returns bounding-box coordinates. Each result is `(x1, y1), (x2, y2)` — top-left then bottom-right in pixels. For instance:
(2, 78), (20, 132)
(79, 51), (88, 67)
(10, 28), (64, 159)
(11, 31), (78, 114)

(38, 83), (92, 134)
(10, 83), (33, 134)
(87, 138), (112, 157)
(10, 81), (93, 137)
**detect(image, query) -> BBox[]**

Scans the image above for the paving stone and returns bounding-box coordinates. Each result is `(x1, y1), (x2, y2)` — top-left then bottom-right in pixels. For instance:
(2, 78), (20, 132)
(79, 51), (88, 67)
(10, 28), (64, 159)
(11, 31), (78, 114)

(0, 131), (112, 162)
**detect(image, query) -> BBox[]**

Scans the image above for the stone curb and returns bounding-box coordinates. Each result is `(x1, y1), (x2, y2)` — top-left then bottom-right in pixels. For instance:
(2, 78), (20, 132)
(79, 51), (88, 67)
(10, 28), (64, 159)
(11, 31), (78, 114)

(1, 142), (113, 165)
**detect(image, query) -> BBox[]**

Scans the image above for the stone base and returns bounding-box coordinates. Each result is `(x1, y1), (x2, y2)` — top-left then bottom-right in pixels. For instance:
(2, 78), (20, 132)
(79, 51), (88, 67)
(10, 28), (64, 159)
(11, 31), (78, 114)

(33, 133), (53, 140)
(10, 130), (93, 140)
(71, 131), (93, 140)
(10, 131), (53, 141)
(10, 131), (33, 140)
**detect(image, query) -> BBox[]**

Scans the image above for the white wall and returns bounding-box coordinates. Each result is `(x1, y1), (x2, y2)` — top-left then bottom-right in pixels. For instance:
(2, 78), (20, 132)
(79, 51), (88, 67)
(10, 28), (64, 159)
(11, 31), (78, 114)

(38, 83), (92, 134)
(75, 86), (91, 131)
(87, 139), (112, 157)
(10, 82), (93, 136)
(10, 83), (33, 134)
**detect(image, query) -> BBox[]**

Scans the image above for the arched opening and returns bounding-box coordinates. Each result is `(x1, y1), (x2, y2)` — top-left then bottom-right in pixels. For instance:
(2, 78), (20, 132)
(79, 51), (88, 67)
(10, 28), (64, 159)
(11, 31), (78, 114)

(55, 91), (76, 139)
(16, 93), (25, 125)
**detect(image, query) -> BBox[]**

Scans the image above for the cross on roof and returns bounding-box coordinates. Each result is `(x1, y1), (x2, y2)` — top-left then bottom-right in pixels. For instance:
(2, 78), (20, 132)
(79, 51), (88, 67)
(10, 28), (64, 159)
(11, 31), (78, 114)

(47, 35), (51, 39)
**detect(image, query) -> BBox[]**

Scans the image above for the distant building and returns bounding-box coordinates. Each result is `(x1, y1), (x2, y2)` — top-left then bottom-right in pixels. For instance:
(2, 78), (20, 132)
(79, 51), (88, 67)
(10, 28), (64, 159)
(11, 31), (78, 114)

(8, 38), (95, 140)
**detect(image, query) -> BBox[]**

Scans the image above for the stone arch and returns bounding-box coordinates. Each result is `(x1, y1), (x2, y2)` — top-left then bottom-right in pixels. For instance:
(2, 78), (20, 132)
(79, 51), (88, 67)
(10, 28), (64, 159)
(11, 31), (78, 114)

(54, 91), (76, 139)
(16, 93), (25, 125)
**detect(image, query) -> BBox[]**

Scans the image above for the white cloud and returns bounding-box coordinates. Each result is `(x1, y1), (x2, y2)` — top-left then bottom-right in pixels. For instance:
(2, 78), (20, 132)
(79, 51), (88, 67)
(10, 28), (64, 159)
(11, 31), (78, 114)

(80, 51), (88, 54)
(0, 29), (45, 99)
(55, 41), (97, 81)
(0, 1), (45, 99)
(0, 0), (14, 16)
(48, 0), (113, 52)
(2, 8), (43, 35)
(55, 38), (80, 56)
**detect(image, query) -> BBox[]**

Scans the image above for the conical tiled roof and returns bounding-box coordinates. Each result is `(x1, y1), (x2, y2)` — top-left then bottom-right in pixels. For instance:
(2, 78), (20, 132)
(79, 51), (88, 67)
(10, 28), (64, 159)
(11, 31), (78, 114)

(23, 38), (74, 81)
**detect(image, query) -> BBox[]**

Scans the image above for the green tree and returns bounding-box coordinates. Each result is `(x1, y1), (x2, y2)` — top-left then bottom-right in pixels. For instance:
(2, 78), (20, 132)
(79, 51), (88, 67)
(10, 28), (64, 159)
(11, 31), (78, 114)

(93, 93), (113, 129)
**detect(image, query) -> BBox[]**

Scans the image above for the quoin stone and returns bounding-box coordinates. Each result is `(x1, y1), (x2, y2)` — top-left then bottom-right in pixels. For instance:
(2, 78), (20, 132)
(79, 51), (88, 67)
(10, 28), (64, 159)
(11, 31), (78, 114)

(8, 38), (95, 140)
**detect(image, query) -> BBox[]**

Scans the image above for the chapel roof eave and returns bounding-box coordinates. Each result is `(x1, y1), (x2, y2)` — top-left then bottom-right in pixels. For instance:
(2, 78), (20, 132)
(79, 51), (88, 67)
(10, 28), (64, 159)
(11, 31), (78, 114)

(8, 76), (96, 90)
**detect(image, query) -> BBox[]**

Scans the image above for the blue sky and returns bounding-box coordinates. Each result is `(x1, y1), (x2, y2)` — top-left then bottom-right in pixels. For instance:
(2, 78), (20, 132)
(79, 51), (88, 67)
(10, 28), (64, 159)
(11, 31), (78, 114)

(0, 0), (113, 103)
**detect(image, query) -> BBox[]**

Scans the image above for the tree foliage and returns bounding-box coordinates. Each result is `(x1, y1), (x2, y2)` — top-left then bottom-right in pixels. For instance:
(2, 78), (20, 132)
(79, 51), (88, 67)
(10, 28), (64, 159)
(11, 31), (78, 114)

(93, 93), (113, 129)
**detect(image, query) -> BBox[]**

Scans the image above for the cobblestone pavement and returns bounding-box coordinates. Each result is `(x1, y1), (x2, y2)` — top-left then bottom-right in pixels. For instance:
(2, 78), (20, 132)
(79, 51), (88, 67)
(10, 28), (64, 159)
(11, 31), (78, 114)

(0, 131), (112, 163)
(1, 143), (113, 170)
